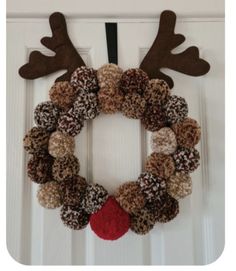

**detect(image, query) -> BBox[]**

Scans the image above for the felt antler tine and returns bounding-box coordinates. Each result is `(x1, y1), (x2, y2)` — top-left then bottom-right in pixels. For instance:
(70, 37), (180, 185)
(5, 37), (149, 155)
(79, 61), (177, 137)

(19, 12), (85, 82)
(140, 10), (210, 88)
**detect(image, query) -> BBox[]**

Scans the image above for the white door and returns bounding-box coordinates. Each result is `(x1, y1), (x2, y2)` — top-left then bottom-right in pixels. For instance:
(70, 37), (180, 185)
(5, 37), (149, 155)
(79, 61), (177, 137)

(7, 0), (224, 265)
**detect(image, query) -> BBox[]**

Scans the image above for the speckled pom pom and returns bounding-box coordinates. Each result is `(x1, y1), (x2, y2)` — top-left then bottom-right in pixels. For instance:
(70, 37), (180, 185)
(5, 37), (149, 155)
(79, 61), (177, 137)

(27, 153), (53, 184)
(90, 196), (130, 240)
(115, 181), (146, 213)
(70, 66), (98, 93)
(52, 155), (80, 182)
(48, 131), (75, 158)
(97, 64), (123, 88)
(167, 172), (192, 199)
(49, 81), (77, 110)
(144, 79), (170, 105)
(23, 127), (50, 154)
(138, 172), (166, 202)
(37, 181), (62, 209)
(72, 90), (100, 120)
(130, 208), (156, 235)
(145, 153), (175, 179)
(60, 205), (90, 230)
(172, 117), (201, 148)
(98, 90), (124, 114)
(119, 68), (149, 95)
(151, 127), (177, 155)
(57, 110), (84, 137)
(164, 95), (188, 124)
(60, 175), (87, 206)
(121, 93), (146, 119)
(146, 193), (179, 223)
(82, 184), (109, 214)
(172, 147), (200, 173)
(34, 101), (60, 131)
(141, 104), (166, 132)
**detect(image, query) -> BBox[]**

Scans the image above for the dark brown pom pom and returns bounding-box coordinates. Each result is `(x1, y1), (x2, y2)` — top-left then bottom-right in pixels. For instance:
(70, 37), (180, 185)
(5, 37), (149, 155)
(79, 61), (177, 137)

(144, 79), (170, 105)
(121, 93), (146, 119)
(23, 127), (50, 154)
(98, 90), (124, 114)
(27, 153), (53, 184)
(145, 153), (175, 179)
(119, 68), (149, 95)
(52, 155), (80, 182)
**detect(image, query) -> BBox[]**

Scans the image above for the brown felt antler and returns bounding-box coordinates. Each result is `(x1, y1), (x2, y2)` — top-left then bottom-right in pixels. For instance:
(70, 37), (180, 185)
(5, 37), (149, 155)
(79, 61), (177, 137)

(19, 12), (85, 82)
(140, 10), (210, 88)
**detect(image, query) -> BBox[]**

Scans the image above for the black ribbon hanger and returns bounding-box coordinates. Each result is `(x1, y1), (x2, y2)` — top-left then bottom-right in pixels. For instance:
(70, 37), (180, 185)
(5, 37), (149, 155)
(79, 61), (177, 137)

(105, 23), (118, 65)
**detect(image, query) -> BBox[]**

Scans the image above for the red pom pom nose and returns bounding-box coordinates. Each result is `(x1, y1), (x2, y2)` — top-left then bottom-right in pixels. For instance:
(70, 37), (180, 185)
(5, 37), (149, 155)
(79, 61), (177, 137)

(89, 196), (130, 240)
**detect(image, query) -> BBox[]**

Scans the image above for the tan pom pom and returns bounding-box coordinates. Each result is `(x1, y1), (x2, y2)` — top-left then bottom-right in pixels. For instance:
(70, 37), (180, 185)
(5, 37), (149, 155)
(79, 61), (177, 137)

(144, 79), (170, 105)
(48, 131), (75, 158)
(151, 127), (177, 155)
(37, 181), (62, 209)
(145, 153), (175, 179)
(121, 93), (146, 119)
(98, 90), (124, 114)
(97, 64), (123, 88)
(115, 181), (146, 213)
(167, 172), (192, 199)
(172, 117), (201, 148)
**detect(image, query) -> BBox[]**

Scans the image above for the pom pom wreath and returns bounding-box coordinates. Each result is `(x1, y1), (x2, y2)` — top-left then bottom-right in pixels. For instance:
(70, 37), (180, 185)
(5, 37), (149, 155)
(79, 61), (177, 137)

(146, 193), (179, 223)
(70, 66), (98, 93)
(57, 110), (84, 137)
(144, 79), (170, 105)
(82, 184), (109, 214)
(49, 81), (77, 110)
(141, 104), (166, 132)
(172, 147), (200, 173)
(138, 172), (166, 202)
(97, 64), (123, 88)
(130, 208), (156, 235)
(34, 101), (60, 131)
(90, 196), (130, 240)
(23, 127), (50, 154)
(72, 90), (100, 120)
(164, 95), (188, 124)
(98, 90), (124, 114)
(119, 68), (149, 95)
(60, 205), (90, 230)
(121, 93), (146, 119)
(52, 155), (80, 182)
(60, 175), (87, 206)
(171, 117), (201, 148)
(151, 127), (177, 155)
(115, 181), (146, 214)
(37, 181), (62, 209)
(48, 131), (75, 158)
(167, 172), (192, 199)
(145, 153), (175, 179)
(27, 153), (53, 184)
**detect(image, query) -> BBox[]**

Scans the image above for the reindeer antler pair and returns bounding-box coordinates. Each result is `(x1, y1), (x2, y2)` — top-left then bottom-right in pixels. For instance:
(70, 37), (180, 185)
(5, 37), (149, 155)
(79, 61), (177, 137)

(19, 10), (210, 88)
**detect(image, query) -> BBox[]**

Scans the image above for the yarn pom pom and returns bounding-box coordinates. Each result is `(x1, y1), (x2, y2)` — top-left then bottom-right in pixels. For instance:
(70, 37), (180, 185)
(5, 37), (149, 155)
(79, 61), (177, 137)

(172, 117), (201, 148)
(23, 127), (50, 154)
(145, 153), (175, 179)
(57, 110), (84, 137)
(82, 184), (109, 214)
(115, 181), (146, 214)
(90, 197), (130, 240)
(172, 147), (200, 173)
(97, 64), (123, 88)
(164, 95), (188, 124)
(49, 81), (77, 110)
(138, 172), (166, 202)
(52, 155), (80, 182)
(60, 205), (90, 230)
(70, 66), (98, 93)
(130, 208), (156, 235)
(121, 93), (146, 119)
(144, 79), (170, 105)
(37, 181), (62, 209)
(119, 68), (149, 95)
(98, 90), (124, 114)
(27, 153), (53, 184)
(72, 90), (100, 120)
(34, 101), (60, 131)
(167, 172), (192, 199)
(48, 131), (75, 158)
(141, 104), (166, 131)
(151, 127), (177, 155)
